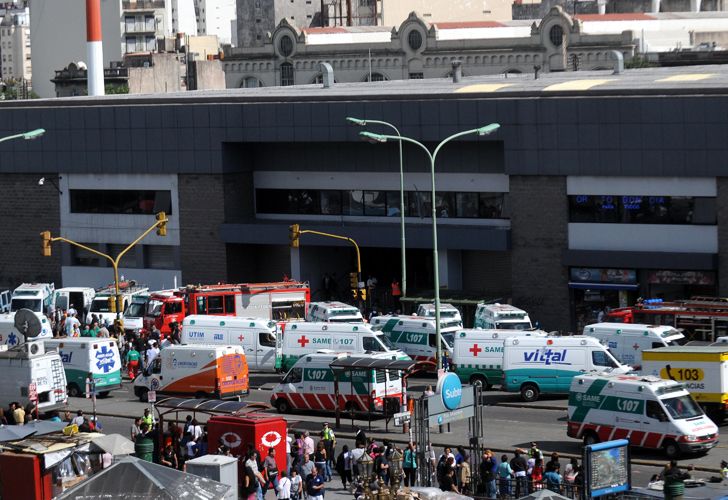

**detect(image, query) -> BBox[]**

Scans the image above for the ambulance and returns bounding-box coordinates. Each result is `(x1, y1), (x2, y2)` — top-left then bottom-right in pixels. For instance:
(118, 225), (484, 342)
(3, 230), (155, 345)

(415, 303), (463, 327)
(88, 282), (149, 326)
(0, 283), (56, 344)
(583, 323), (685, 368)
(502, 336), (628, 402)
(306, 302), (363, 323)
(567, 373), (719, 458)
(474, 303), (533, 330)
(279, 321), (408, 372)
(45, 338), (122, 398)
(370, 315), (461, 363)
(452, 329), (548, 388)
(181, 315), (278, 371)
(133, 345), (249, 402)
(642, 345), (728, 422)
(271, 352), (403, 414)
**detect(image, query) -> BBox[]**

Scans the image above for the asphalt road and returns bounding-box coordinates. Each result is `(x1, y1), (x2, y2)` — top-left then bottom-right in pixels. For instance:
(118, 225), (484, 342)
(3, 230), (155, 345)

(67, 374), (726, 474)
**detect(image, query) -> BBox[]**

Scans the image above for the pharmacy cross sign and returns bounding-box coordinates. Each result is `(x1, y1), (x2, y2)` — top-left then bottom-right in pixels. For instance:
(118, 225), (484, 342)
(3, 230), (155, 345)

(298, 336), (310, 348)
(469, 344), (482, 357)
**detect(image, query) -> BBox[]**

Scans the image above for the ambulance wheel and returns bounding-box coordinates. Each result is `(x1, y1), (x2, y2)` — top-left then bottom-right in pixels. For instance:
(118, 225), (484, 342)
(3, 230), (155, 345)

(470, 375), (492, 390)
(583, 431), (600, 446)
(138, 388), (149, 403)
(276, 399), (291, 414)
(67, 383), (81, 398)
(663, 440), (681, 459)
(520, 383), (540, 402)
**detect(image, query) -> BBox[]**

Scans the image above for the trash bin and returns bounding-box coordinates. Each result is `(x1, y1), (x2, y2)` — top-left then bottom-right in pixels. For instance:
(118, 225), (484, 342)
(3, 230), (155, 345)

(134, 438), (154, 462)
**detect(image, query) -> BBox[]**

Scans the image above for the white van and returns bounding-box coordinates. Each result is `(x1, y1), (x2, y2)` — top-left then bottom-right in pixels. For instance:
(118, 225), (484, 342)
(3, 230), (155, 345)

(45, 337), (122, 397)
(181, 315), (278, 371)
(583, 323), (685, 368)
(279, 322), (408, 372)
(133, 345), (249, 402)
(452, 329), (548, 387)
(123, 294), (150, 337)
(88, 282), (149, 325)
(415, 303), (463, 327)
(370, 315), (461, 364)
(502, 336), (628, 401)
(0, 341), (68, 412)
(306, 302), (363, 323)
(474, 303), (533, 330)
(271, 352), (403, 414)
(567, 373), (719, 458)
(55, 287), (95, 319)
(11, 283), (56, 317)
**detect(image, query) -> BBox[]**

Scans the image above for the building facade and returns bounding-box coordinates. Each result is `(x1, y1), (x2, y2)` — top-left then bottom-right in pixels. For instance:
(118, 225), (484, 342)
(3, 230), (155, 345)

(195, 0), (236, 45)
(0, 6), (31, 83)
(2, 64), (728, 331)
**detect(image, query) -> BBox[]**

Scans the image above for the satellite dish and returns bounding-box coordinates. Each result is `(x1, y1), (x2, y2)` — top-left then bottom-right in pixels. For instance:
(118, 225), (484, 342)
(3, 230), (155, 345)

(14, 309), (43, 338)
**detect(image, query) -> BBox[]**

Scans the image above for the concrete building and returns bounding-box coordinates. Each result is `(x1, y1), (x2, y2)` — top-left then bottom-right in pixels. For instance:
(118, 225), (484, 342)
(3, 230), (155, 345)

(195, 0), (236, 45)
(512, 0), (728, 20)
(0, 5), (31, 83)
(2, 63), (728, 329)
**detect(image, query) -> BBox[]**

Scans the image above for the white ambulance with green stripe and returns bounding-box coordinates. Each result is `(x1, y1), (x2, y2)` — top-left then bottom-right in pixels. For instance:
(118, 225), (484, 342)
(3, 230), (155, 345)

(279, 322), (409, 372)
(45, 338), (122, 397)
(271, 352), (403, 414)
(370, 315), (460, 364)
(452, 329), (548, 388)
(568, 373), (719, 458)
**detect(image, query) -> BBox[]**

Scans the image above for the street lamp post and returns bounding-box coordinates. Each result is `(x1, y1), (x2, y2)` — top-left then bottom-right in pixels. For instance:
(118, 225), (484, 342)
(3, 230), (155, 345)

(0, 128), (45, 143)
(360, 123), (500, 370)
(346, 117), (408, 299)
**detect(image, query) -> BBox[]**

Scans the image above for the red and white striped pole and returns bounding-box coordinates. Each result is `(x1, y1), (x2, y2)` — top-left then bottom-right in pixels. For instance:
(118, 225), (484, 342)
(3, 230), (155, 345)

(86, 0), (105, 96)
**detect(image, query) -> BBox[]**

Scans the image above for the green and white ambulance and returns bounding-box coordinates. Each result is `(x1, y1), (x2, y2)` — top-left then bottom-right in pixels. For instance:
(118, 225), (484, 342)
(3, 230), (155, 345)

(370, 315), (460, 364)
(305, 301), (363, 323)
(45, 337), (122, 397)
(279, 322), (409, 372)
(271, 352), (403, 414)
(583, 322), (685, 368)
(415, 303), (463, 327)
(452, 329), (548, 388)
(567, 373), (719, 458)
(474, 303), (533, 330)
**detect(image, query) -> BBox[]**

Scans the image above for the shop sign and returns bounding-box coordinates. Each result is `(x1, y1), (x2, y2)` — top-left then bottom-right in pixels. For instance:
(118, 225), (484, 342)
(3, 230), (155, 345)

(570, 268), (636, 284)
(647, 270), (715, 286)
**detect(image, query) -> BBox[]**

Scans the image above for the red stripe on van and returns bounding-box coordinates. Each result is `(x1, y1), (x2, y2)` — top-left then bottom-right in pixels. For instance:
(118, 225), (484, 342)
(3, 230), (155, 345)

(629, 431), (645, 446)
(289, 393), (308, 409)
(643, 433), (662, 448)
(612, 428), (630, 441)
(597, 426), (613, 441)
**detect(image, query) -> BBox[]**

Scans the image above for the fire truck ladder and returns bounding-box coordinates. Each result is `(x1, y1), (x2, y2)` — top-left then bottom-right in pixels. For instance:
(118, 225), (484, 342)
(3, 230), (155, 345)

(51, 357), (66, 397)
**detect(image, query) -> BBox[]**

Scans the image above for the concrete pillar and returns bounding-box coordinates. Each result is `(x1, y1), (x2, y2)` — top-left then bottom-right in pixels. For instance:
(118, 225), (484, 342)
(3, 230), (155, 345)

(717, 178), (728, 297)
(650, 0), (661, 13)
(290, 247), (301, 281)
(597, 0), (608, 14)
(437, 249), (462, 290)
(690, 0), (702, 11)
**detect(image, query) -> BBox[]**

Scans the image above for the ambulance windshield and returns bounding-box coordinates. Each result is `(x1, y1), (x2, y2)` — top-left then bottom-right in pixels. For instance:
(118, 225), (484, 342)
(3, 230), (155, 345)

(376, 334), (395, 350)
(495, 321), (532, 330)
(90, 298), (112, 313)
(661, 395), (703, 420)
(10, 298), (42, 312)
(441, 334), (454, 348)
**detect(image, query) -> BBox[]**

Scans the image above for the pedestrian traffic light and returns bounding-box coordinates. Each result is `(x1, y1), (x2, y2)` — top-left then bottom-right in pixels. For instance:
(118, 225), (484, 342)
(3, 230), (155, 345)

(107, 296), (117, 313)
(40, 231), (52, 257)
(289, 224), (300, 248)
(156, 212), (168, 237)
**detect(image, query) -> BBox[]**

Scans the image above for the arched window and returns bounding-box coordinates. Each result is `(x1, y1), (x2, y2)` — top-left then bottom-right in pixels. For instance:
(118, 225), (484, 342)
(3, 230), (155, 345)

(280, 62), (294, 86)
(364, 72), (387, 82)
(279, 35), (294, 57)
(407, 30), (423, 51)
(549, 25), (564, 47)
(240, 76), (263, 88)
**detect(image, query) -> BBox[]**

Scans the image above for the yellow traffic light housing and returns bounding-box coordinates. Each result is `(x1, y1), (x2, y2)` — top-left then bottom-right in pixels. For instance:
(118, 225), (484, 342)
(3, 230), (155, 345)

(107, 296), (117, 313)
(352, 289), (358, 300)
(289, 224), (300, 248)
(156, 212), (168, 236)
(360, 289), (367, 301)
(349, 272), (358, 289)
(40, 231), (52, 257)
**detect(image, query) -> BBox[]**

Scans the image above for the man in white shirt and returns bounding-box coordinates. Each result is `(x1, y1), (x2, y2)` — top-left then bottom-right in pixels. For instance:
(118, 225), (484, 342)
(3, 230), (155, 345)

(303, 431), (315, 460)
(145, 340), (160, 371)
(65, 313), (80, 337)
(276, 470), (292, 500)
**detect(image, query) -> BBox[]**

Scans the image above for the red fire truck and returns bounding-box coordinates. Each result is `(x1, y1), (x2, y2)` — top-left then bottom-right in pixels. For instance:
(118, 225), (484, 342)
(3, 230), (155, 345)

(606, 297), (728, 341)
(143, 281), (310, 336)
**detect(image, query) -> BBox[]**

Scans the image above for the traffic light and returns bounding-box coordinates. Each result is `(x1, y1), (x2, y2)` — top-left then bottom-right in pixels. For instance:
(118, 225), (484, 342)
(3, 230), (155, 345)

(349, 272), (358, 289)
(352, 289), (358, 300)
(359, 289), (367, 301)
(156, 212), (168, 236)
(289, 224), (300, 248)
(40, 231), (52, 257)
(117, 295), (124, 314)
(107, 296), (117, 313)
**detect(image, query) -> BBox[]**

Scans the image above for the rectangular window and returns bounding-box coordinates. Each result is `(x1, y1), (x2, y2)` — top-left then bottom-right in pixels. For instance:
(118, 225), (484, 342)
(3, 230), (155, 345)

(71, 243), (103, 267)
(435, 192), (455, 218)
(224, 295), (235, 314)
(320, 190), (342, 215)
(69, 190), (173, 215)
(479, 193), (506, 219)
(406, 191), (431, 217)
(363, 191), (386, 216)
(207, 295), (224, 314)
(145, 245), (175, 269)
(280, 63), (294, 86)
(108, 243), (136, 268)
(568, 195), (716, 225)
(409, 72), (424, 79)
(385, 191), (401, 217)
(456, 192), (479, 218)
(342, 190), (364, 216)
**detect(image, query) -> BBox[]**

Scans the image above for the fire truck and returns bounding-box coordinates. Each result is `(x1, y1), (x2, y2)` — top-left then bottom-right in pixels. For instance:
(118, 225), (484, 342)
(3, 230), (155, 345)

(606, 297), (728, 342)
(143, 281), (310, 336)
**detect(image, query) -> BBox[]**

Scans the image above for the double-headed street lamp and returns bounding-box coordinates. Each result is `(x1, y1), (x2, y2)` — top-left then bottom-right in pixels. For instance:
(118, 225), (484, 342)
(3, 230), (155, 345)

(360, 123), (501, 370)
(346, 117), (408, 299)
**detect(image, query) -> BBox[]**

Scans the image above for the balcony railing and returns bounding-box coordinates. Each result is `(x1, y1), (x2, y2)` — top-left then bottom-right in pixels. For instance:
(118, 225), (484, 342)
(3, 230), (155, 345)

(122, 1), (165, 11)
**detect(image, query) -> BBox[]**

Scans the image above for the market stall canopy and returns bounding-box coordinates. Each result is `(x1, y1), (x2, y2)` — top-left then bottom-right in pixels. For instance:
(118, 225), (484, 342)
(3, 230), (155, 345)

(57, 455), (230, 499)
(90, 434), (134, 456)
(0, 425), (35, 442)
(519, 489), (573, 500)
(0, 420), (65, 442)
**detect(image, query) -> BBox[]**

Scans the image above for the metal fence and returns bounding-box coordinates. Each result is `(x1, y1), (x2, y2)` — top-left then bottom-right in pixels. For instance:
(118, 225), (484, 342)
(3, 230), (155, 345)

(471, 478), (583, 500)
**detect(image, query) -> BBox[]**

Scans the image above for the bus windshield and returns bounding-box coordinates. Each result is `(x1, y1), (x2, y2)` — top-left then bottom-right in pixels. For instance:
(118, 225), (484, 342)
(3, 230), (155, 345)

(11, 298), (42, 312)
(661, 395), (704, 420)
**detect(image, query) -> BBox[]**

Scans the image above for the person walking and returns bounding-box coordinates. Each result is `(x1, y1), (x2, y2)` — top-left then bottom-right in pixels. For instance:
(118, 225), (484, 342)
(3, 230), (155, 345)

(306, 465), (325, 500)
(303, 431), (315, 460)
(276, 470), (292, 500)
(313, 442), (328, 482)
(480, 450), (498, 499)
(403, 442), (417, 487)
(511, 449), (528, 498)
(390, 279), (401, 310)
(497, 454), (513, 499)
(290, 469), (303, 500)
(263, 447), (280, 496)
(336, 445), (353, 490)
(126, 343), (141, 380)
(322, 423), (336, 480)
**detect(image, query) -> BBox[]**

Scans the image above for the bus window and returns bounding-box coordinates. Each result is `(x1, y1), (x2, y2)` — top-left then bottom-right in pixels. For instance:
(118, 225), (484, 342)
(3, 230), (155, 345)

(196, 296), (207, 315)
(225, 295), (235, 314)
(208, 295), (224, 314)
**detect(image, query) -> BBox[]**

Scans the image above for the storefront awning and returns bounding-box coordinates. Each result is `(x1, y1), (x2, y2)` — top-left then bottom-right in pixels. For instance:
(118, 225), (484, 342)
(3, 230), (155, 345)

(568, 282), (640, 291)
